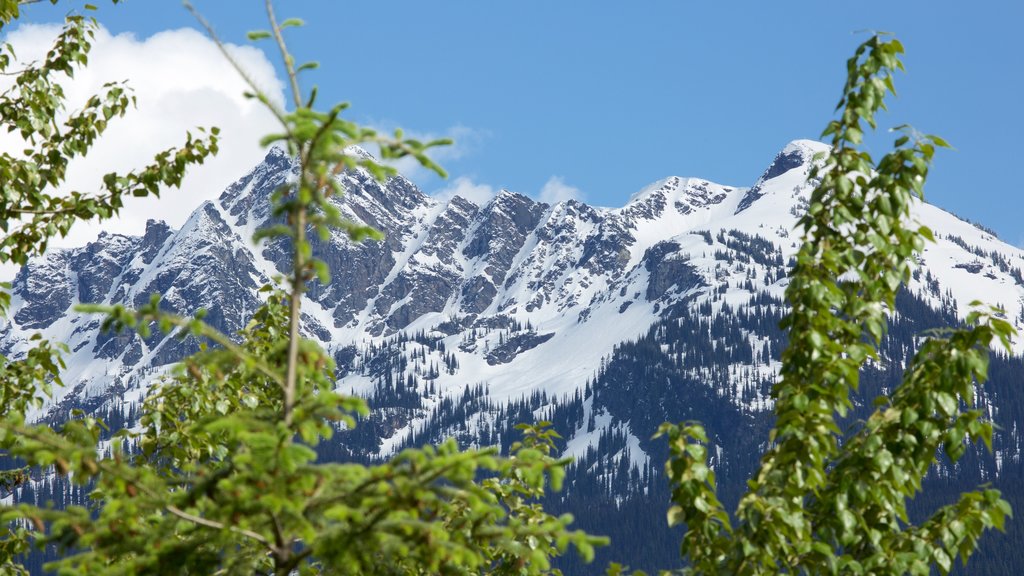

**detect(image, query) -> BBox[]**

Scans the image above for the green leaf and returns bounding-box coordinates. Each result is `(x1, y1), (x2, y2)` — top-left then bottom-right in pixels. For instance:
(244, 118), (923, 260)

(934, 548), (952, 574)
(935, 392), (957, 417)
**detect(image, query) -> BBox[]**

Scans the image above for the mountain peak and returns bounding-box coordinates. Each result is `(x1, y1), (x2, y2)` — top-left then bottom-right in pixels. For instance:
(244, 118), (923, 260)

(622, 176), (735, 217)
(343, 144), (376, 162)
(261, 143), (376, 165)
(782, 138), (830, 155)
(5, 129), (1024, 540)
(734, 140), (828, 214)
(626, 177), (679, 205)
(142, 219), (173, 246)
(761, 139), (828, 182)
(264, 144), (288, 159)
(489, 189), (535, 208)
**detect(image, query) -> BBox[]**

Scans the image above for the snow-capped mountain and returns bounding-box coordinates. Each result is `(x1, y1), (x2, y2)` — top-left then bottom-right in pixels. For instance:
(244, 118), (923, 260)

(6, 140), (1021, 422)
(7, 140), (1024, 573)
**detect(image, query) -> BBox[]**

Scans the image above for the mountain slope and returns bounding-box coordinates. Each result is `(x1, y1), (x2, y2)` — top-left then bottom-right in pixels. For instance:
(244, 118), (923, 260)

(4, 139), (1023, 433)
(5, 141), (1024, 573)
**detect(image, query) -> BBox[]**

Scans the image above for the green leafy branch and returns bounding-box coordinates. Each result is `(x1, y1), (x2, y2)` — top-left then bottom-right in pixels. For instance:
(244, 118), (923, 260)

(0, 9), (218, 266)
(659, 34), (1017, 576)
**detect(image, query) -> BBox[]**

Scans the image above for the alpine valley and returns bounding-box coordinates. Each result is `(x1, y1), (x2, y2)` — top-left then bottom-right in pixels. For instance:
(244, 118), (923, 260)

(6, 140), (1024, 573)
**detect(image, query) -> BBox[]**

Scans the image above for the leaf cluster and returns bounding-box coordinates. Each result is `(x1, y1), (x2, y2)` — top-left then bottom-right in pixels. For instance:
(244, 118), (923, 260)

(0, 2), (603, 574)
(656, 35), (1016, 576)
(0, 2), (215, 270)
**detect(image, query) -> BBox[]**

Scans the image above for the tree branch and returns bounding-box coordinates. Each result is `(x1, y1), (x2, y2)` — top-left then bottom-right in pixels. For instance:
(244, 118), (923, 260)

(165, 504), (273, 550)
(184, 1), (289, 127)
(265, 0), (302, 110)
(283, 203), (306, 427)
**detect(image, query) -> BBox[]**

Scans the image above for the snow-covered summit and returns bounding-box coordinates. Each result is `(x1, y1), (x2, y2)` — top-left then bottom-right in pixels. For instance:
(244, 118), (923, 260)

(767, 139), (829, 175)
(9, 138), (1024, 573)
(4, 138), (1022, 431)
(343, 144), (376, 162)
(625, 176), (737, 212)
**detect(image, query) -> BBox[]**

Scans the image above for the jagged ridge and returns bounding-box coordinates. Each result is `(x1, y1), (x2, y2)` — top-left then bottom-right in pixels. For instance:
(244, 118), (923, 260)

(3, 140), (1023, 452)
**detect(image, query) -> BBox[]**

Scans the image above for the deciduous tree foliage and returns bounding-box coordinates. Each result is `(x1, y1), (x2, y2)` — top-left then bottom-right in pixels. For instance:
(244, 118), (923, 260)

(0, 2), (1015, 575)
(654, 35), (1015, 576)
(0, 2), (602, 574)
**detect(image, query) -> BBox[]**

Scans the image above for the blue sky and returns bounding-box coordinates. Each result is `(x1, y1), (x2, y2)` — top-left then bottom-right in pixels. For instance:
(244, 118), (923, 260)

(16, 0), (1024, 246)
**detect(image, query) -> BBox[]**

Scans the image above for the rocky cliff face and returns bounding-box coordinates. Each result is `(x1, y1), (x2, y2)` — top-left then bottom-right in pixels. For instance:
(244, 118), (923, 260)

(7, 140), (1024, 574)
(3, 140), (1023, 453)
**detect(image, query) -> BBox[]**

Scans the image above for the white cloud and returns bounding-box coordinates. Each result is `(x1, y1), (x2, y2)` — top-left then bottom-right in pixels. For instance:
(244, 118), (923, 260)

(0, 23), (284, 251)
(431, 176), (497, 206)
(538, 176), (583, 204)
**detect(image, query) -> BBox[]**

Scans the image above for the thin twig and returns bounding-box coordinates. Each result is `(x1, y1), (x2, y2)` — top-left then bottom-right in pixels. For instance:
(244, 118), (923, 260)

(265, 0), (302, 110)
(7, 190), (114, 215)
(260, 0), (307, 427)
(184, 1), (289, 126)
(283, 203), (306, 427)
(269, 512), (286, 552)
(166, 504), (273, 548)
